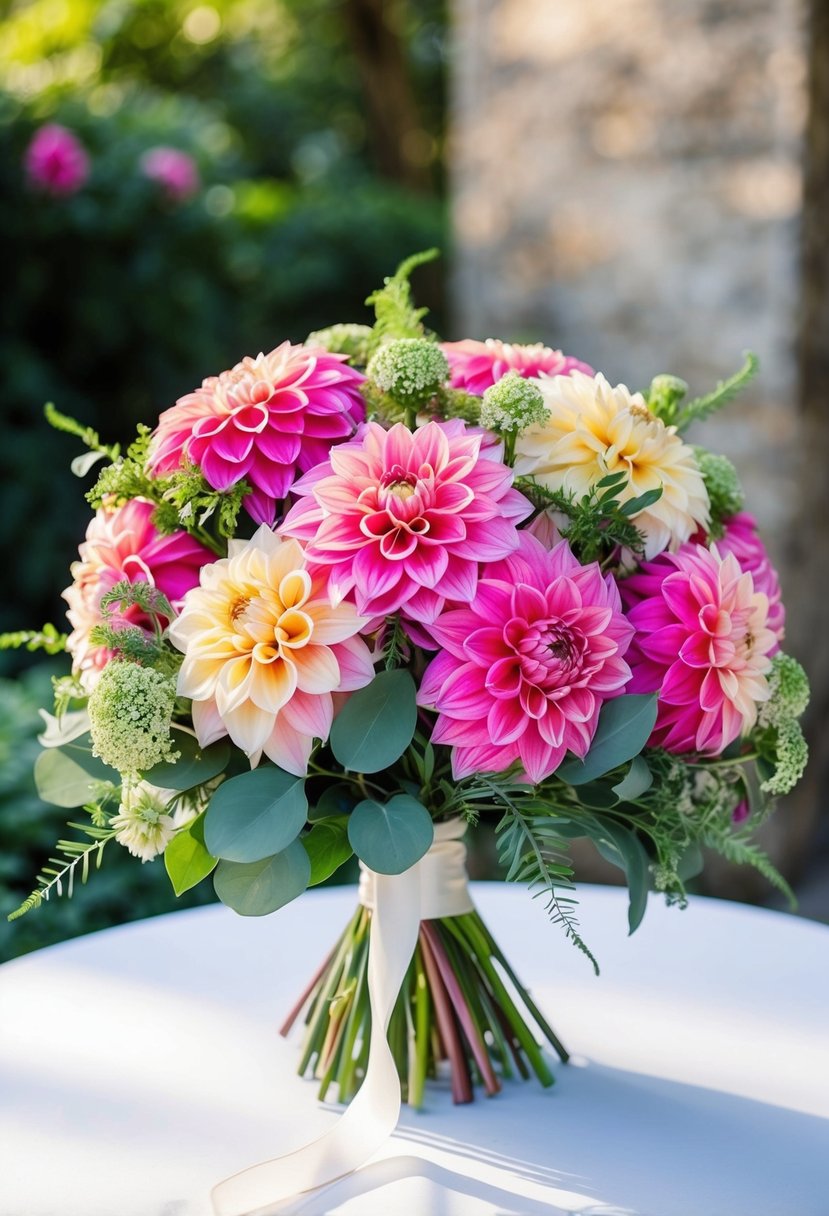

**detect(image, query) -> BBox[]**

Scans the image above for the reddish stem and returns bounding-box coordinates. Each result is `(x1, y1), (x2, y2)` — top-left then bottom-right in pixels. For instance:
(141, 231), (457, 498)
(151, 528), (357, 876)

(278, 940), (338, 1037)
(421, 921), (501, 1098)
(419, 929), (473, 1104)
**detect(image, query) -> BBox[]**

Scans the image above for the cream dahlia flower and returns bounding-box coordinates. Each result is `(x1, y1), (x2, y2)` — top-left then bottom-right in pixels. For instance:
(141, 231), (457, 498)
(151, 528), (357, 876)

(168, 527), (374, 775)
(513, 371), (710, 559)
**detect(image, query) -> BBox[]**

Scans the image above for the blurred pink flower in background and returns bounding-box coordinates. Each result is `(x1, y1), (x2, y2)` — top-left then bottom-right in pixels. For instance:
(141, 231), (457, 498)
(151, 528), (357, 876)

(441, 338), (593, 394)
(140, 146), (200, 202)
(148, 342), (365, 525)
(418, 532), (634, 783)
(25, 124), (89, 196)
(63, 499), (214, 691)
(622, 543), (777, 755)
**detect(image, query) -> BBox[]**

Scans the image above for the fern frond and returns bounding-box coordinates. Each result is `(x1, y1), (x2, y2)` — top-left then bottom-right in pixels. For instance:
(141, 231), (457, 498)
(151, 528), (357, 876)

(8, 824), (116, 921)
(365, 249), (439, 352)
(703, 829), (796, 908)
(673, 352), (758, 431)
(44, 402), (120, 461)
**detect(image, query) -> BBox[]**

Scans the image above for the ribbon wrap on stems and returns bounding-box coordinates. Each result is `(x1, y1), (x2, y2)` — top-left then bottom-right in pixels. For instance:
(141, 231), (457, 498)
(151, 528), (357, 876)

(211, 819), (474, 1216)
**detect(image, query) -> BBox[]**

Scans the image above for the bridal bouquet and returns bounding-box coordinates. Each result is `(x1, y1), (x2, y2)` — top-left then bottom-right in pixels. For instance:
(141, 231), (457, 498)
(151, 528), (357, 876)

(5, 251), (809, 1114)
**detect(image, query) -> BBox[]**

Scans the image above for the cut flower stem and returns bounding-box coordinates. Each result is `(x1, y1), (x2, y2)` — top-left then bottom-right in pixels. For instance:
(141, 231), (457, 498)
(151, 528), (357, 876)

(280, 906), (568, 1108)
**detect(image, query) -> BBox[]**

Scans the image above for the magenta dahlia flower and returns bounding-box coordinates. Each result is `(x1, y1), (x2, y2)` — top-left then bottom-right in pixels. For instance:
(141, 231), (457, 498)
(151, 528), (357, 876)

(280, 419), (531, 621)
(441, 338), (593, 395)
(148, 343), (365, 525)
(63, 499), (214, 691)
(25, 124), (89, 196)
(417, 533), (634, 783)
(621, 543), (777, 754)
(716, 512), (785, 648)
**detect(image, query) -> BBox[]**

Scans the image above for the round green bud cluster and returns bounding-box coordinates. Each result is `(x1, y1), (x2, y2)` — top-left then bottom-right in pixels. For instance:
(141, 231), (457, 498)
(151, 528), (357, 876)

(88, 661), (178, 777)
(479, 371), (549, 434)
(366, 338), (449, 408)
(306, 323), (374, 367)
(694, 448), (745, 532)
(647, 373), (689, 420)
(759, 653), (810, 729)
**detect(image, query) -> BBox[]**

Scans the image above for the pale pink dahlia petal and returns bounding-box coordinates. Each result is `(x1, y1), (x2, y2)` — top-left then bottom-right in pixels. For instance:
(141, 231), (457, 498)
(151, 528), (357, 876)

(62, 499), (214, 692)
(441, 339), (593, 394)
(149, 343), (365, 526)
(621, 542), (776, 755)
(717, 512), (785, 648)
(419, 533), (633, 783)
(280, 419), (531, 620)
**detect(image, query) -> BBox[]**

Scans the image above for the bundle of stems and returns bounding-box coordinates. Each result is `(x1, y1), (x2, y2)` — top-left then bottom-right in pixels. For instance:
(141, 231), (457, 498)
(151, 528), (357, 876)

(280, 905), (569, 1107)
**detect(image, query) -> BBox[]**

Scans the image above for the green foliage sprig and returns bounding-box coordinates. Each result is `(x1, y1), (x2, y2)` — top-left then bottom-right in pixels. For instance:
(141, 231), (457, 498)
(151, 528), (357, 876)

(45, 402), (120, 465)
(0, 624), (67, 655)
(8, 821), (117, 921)
(365, 248), (439, 355)
(647, 353), (759, 432)
(517, 471), (661, 566)
(86, 426), (160, 509)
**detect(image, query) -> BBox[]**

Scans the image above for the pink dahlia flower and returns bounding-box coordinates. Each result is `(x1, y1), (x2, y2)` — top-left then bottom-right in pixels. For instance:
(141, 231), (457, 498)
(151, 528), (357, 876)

(621, 543), (777, 754)
(441, 338), (593, 395)
(148, 342), (365, 526)
(716, 512), (785, 649)
(417, 533), (634, 783)
(280, 419), (532, 621)
(141, 146), (200, 202)
(63, 499), (214, 691)
(25, 124), (89, 196)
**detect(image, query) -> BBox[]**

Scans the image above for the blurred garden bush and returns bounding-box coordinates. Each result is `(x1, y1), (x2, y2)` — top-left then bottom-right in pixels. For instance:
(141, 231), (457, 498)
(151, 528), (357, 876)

(0, 0), (445, 956)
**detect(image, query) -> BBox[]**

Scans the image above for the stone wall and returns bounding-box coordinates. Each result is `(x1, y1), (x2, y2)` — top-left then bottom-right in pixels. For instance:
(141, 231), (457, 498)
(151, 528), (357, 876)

(449, 0), (805, 552)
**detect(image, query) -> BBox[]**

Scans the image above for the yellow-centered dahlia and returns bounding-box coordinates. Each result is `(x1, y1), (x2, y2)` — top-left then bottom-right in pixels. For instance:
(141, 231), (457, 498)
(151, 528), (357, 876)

(513, 371), (710, 559)
(168, 527), (374, 775)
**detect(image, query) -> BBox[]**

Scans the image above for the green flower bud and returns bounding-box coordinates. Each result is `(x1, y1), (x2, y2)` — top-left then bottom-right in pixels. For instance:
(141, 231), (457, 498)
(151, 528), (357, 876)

(306, 323), (374, 367)
(647, 374), (689, 422)
(366, 338), (449, 408)
(479, 371), (548, 434)
(88, 662), (178, 777)
(694, 448), (745, 534)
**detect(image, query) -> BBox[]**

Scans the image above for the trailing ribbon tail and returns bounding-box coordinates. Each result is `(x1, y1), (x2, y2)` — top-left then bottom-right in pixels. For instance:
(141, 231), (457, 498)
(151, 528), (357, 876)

(211, 820), (473, 1216)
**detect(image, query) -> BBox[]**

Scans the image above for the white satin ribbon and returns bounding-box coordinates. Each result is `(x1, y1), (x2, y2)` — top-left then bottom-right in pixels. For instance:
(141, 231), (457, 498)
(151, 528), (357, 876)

(211, 819), (473, 1216)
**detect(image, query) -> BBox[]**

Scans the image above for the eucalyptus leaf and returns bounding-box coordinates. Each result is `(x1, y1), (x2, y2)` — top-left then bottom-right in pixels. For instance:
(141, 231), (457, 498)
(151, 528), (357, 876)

(590, 821), (650, 933)
(165, 813), (217, 896)
(557, 695), (658, 786)
(677, 842), (705, 881)
(34, 736), (119, 807)
(213, 840), (310, 916)
(310, 782), (355, 822)
(204, 767), (307, 862)
(347, 794), (433, 874)
(142, 732), (230, 791)
(611, 755), (653, 803)
(302, 816), (352, 885)
(330, 669), (417, 773)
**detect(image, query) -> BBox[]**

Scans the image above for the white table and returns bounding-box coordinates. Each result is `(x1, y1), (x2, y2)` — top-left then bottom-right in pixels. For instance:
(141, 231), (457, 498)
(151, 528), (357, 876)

(1, 883), (828, 1216)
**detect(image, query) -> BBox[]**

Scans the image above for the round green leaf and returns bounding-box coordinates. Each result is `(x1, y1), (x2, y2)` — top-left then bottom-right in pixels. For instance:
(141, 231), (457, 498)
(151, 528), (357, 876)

(347, 794), (434, 874)
(34, 737), (119, 807)
(329, 669), (417, 773)
(213, 841), (310, 916)
(302, 817), (353, 885)
(204, 767), (308, 862)
(142, 733), (230, 791)
(557, 695), (658, 786)
(164, 814), (217, 896)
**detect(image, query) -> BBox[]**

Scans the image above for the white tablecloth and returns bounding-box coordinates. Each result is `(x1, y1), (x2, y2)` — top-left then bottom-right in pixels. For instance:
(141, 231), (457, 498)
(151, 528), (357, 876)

(1, 883), (828, 1216)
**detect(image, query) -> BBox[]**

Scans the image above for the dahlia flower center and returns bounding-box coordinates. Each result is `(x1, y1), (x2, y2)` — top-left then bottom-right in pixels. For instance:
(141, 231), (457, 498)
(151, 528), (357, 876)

(502, 617), (588, 692)
(380, 466), (418, 501)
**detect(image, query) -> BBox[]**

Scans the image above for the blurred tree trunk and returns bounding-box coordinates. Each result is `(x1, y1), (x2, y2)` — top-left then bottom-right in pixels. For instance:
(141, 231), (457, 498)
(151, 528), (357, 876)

(342, 0), (432, 192)
(790, 0), (829, 864)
